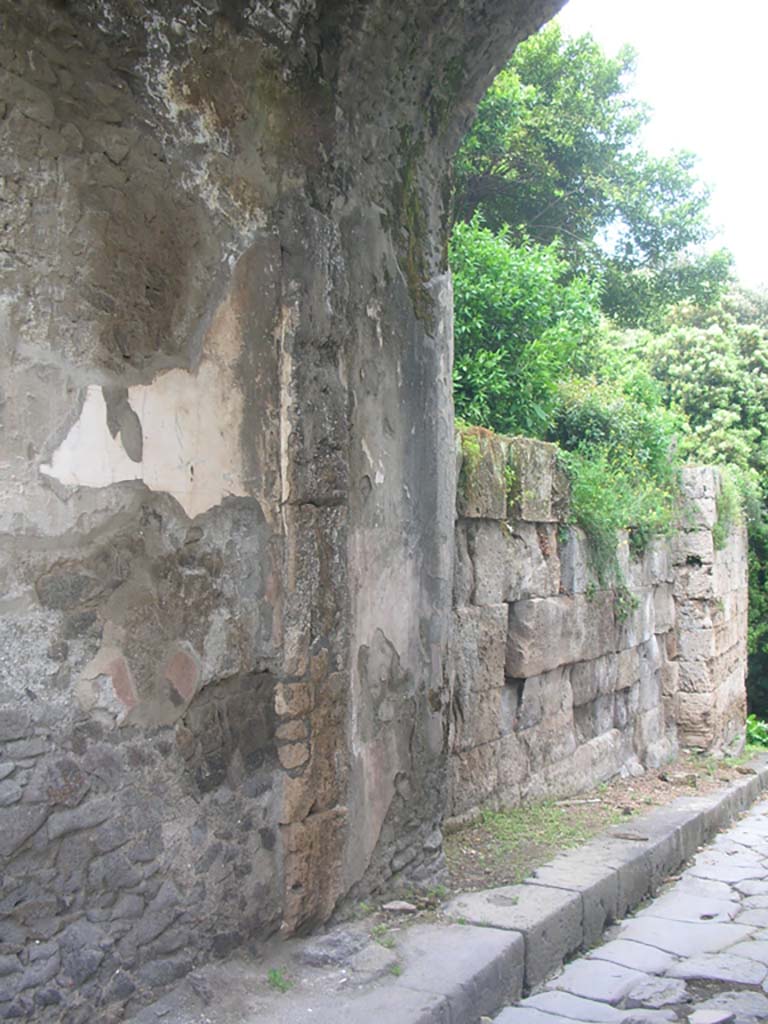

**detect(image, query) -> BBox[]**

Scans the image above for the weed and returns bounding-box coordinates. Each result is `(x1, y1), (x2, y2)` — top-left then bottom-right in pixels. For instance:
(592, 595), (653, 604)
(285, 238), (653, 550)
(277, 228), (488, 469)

(428, 884), (447, 903)
(614, 584), (639, 622)
(712, 471), (742, 550)
(747, 714), (768, 748)
(267, 968), (292, 993)
(389, 963), (403, 977)
(371, 924), (396, 949)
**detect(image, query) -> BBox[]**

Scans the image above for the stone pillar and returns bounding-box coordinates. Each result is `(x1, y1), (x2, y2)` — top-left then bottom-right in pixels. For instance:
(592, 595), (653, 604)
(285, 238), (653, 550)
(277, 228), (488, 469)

(674, 467), (749, 752)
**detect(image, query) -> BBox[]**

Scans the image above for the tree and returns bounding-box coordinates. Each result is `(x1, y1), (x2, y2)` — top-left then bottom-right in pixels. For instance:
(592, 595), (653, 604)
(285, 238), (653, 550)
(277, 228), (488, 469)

(454, 22), (731, 325)
(451, 217), (600, 436)
(630, 289), (768, 713)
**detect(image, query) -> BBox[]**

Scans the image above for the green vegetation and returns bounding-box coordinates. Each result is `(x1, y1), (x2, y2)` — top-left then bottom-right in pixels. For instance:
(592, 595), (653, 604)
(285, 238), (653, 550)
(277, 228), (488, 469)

(746, 714), (768, 748)
(455, 21), (731, 328)
(266, 968), (293, 993)
(371, 923), (397, 949)
(450, 18), (768, 716)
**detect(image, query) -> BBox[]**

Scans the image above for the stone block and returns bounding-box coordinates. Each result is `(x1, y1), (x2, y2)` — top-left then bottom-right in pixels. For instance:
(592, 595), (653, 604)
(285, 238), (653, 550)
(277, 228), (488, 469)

(529, 845), (620, 947)
(507, 437), (568, 523)
(571, 653), (618, 707)
(677, 692), (716, 748)
(471, 521), (560, 606)
(545, 957), (648, 1004)
(678, 627), (716, 663)
(616, 588), (655, 651)
(506, 593), (615, 678)
(574, 694), (615, 743)
(660, 656), (679, 699)
(453, 524), (474, 607)
(444, 882), (583, 989)
(674, 564), (716, 600)
(452, 605), (507, 697)
(516, 667), (572, 731)
(627, 538), (673, 588)
(616, 648), (641, 691)
(637, 638), (662, 710)
(397, 922), (525, 1017)
(496, 731), (529, 805)
(449, 742), (499, 817)
(456, 427), (508, 520)
(559, 527), (600, 596)
(521, 709), (578, 774)
(453, 686), (502, 752)
(653, 584), (675, 634)
(673, 530), (716, 566)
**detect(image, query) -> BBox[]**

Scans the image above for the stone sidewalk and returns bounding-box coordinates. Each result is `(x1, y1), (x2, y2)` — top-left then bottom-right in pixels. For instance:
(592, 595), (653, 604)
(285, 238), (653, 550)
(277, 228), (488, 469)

(495, 797), (768, 1024)
(124, 759), (768, 1024)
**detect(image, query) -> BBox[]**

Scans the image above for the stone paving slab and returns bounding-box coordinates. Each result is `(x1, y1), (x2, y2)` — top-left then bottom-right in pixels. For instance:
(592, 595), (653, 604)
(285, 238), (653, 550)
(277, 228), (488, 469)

(667, 951), (767, 985)
(618, 915), (755, 956)
(587, 939), (679, 975)
(525, 989), (627, 1021)
(545, 958), (649, 1004)
(632, 889), (739, 924)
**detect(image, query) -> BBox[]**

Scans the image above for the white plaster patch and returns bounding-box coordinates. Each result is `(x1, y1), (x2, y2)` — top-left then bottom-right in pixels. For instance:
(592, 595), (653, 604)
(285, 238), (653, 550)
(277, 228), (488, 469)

(41, 294), (247, 518)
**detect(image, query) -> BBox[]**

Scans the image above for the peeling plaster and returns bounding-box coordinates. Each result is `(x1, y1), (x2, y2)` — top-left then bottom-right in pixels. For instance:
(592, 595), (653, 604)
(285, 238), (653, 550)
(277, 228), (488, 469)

(41, 293), (248, 518)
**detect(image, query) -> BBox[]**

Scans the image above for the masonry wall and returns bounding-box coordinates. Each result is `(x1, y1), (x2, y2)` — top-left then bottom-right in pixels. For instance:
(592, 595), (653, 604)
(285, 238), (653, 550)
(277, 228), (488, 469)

(0, 1), (567, 1019)
(674, 468), (749, 751)
(448, 430), (749, 822)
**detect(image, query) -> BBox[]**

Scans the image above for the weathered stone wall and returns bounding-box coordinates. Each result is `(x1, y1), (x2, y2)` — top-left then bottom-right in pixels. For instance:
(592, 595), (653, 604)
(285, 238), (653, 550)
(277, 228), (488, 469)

(0, 0), (567, 1019)
(448, 431), (749, 822)
(674, 468), (749, 752)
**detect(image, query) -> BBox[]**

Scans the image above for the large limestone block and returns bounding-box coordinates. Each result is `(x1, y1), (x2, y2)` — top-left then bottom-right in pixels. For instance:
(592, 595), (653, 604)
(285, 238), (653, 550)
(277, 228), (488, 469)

(673, 529), (715, 567)
(678, 659), (717, 694)
(496, 731), (529, 805)
(678, 627), (716, 663)
(524, 729), (629, 804)
(452, 605), (508, 695)
(453, 523), (474, 607)
(520, 708), (578, 773)
(559, 526), (601, 595)
(507, 437), (569, 522)
(653, 584), (676, 633)
(627, 537), (674, 588)
(453, 685), (503, 752)
(471, 520), (560, 605)
(673, 564), (716, 600)
(660, 655), (679, 699)
(574, 692), (616, 743)
(516, 666), (573, 731)
(616, 587), (655, 651)
(616, 647), (641, 691)
(570, 653), (618, 707)
(676, 598), (714, 632)
(456, 427), (509, 520)
(449, 741), (500, 817)
(637, 637), (662, 713)
(677, 691), (716, 748)
(506, 593), (615, 678)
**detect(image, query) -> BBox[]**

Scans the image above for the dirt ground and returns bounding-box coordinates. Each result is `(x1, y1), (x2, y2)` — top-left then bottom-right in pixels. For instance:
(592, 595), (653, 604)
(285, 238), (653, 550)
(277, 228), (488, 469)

(443, 748), (762, 894)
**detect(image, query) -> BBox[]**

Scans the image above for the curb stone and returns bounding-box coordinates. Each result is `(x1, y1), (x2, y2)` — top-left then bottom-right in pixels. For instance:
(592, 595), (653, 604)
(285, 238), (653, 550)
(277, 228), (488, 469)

(126, 754), (768, 1024)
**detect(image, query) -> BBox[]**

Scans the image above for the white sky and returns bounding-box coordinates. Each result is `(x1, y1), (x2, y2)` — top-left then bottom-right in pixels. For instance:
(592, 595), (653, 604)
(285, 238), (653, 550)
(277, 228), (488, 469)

(556, 0), (768, 289)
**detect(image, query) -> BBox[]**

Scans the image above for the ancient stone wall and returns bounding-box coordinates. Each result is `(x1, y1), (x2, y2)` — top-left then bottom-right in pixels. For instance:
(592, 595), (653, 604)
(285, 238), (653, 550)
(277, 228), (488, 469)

(0, 1), (566, 1019)
(448, 431), (749, 822)
(674, 468), (749, 751)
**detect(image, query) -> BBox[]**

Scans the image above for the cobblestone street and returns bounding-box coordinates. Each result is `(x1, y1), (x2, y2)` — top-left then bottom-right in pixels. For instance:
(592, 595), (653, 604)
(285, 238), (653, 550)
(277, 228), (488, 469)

(496, 797), (768, 1024)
